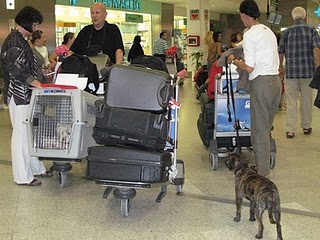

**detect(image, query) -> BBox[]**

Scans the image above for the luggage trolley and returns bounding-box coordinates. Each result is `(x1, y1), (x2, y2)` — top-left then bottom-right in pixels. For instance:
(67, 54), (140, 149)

(209, 64), (276, 170)
(26, 87), (99, 186)
(87, 67), (185, 217)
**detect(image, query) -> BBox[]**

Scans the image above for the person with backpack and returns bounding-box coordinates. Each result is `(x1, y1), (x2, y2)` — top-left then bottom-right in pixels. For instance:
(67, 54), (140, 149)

(1, 6), (53, 186)
(69, 2), (124, 64)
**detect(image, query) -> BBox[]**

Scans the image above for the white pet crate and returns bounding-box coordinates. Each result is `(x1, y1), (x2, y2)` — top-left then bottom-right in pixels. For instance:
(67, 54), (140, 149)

(26, 88), (99, 159)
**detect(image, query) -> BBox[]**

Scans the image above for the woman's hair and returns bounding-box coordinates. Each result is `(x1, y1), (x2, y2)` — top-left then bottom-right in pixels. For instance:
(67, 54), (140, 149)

(62, 32), (75, 45)
(30, 30), (43, 44)
(15, 6), (43, 33)
(291, 7), (306, 21)
(239, 0), (260, 20)
(204, 31), (213, 46)
(230, 33), (238, 43)
(213, 31), (222, 42)
(133, 35), (141, 44)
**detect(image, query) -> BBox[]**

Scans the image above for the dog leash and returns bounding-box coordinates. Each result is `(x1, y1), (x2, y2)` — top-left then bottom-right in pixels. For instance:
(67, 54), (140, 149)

(225, 59), (242, 154)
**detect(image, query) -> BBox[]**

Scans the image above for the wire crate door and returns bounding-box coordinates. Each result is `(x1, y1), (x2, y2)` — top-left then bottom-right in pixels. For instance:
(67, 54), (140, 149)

(31, 95), (74, 151)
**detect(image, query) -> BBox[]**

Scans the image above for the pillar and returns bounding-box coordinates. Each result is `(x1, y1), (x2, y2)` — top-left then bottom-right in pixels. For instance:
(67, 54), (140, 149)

(186, 0), (210, 72)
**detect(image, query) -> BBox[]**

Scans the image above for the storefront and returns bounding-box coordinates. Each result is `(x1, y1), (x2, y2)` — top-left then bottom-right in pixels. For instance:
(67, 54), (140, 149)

(55, 0), (164, 59)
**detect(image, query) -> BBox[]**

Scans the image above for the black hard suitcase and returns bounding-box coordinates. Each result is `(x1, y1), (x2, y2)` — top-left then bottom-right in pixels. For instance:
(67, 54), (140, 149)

(86, 146), (172, 183)
(197, 113), (213, 147)
(104, 64), (172, 112)
(92, 103), (169, 151)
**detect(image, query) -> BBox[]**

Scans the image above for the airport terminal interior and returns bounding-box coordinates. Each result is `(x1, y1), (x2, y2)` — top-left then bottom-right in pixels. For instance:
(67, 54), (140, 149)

(0, 78), (320, 239)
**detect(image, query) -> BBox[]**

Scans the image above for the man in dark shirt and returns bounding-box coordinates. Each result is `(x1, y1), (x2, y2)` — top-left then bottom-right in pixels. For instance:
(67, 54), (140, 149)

(69, 2), (124, 64)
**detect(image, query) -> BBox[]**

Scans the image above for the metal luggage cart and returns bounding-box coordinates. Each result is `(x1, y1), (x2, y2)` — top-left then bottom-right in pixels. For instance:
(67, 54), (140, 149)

(26, 88), (99, 186)
(95, 75), (185, 217)
(209, 64), (276, 170)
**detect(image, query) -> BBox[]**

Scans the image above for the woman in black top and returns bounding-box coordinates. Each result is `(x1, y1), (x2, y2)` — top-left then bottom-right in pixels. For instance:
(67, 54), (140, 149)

(127, 35), (144, 62)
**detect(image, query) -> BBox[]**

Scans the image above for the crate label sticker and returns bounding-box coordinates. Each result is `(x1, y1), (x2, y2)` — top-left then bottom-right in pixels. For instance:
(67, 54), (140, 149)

(43, 89), (66, 94)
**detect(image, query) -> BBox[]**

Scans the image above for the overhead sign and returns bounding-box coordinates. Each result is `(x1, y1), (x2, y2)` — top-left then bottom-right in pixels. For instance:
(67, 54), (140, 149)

(190, 9), (199, 20)
(6, 0), (15, 10)
(93, 0), (141, 11)
(125, 13), (143, 23)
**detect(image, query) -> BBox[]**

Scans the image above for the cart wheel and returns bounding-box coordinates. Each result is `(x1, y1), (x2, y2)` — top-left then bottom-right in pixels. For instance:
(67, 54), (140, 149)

(270, 152), (276, 169)
(120, 199), (130, 217)
(209, 153), (219, 170)
(58, 172), (68, 187)
(176, 184), (183, 195)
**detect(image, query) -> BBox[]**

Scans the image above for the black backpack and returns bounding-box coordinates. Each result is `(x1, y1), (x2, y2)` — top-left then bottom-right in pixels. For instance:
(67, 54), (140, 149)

(131, 55), (168, 73)
(59, 54), (99, 94)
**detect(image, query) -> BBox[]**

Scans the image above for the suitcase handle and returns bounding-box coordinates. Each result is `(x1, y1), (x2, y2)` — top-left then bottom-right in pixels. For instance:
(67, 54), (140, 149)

(157, 81), (170, 107)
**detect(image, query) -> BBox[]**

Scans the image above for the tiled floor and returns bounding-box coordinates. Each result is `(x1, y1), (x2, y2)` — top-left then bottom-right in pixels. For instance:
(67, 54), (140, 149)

(0, 79), (319, 240)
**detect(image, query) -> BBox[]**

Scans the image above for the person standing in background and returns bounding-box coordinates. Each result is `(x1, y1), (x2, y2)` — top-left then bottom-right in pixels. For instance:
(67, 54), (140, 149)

(69, 2), (124, 64)
(230, 32), (243, 48)
(153, 31), (169, 63)
(28, 34), (47, 83)
(207, 31), (222, 72)
(49, 32), (75, 65)
(227, 0), (281, 177)
(31, 30), (52, 70)
(1, 6), (53, 186)
(278, 6), (320, 138)
(127, 35), (144, 62)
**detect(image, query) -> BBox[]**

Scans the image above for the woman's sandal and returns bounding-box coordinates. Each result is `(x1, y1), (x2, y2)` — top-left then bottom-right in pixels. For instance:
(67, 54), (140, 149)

(303, 128), (312, 135)
(35, 171), (53, 178)
(286, 132), (295, 138)
(20, 179), (42, 186)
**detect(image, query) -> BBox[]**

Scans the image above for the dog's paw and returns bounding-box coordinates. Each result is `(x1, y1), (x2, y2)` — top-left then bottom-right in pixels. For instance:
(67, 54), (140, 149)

(249, 217), (256, 222)
(234, 217), (240, 222)
(255, 233), (262, 239)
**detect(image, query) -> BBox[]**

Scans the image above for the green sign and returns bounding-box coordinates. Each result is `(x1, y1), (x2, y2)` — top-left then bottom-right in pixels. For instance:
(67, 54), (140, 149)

(125, 13), (143, 23)
(93, 0), (141, 11)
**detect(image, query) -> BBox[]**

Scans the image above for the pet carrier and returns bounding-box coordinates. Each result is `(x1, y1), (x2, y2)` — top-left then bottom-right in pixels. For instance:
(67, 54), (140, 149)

(26, 87), (99, 186)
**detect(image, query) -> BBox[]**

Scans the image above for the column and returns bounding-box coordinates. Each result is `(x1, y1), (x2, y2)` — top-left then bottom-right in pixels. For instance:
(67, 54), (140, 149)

(186, 0), (210, 73)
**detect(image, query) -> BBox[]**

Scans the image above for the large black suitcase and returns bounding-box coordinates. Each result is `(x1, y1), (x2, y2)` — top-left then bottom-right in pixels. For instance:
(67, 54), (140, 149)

(199, 93), (215, 125)
(130, 55), (168, 73)
(92, 102), (169, 151)
(104, 65), (172, 112)
(86, 146), (172, 183)
(197, 113), (213, 147)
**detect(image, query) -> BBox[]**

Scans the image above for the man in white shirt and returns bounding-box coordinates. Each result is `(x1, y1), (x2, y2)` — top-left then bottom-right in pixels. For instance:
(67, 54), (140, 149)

(227, 0), (281, 177)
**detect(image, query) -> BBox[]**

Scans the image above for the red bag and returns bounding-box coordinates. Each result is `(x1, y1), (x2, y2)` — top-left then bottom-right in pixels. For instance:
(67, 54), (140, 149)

(207, 60), (223, 100)
(167, 46), (177, 57)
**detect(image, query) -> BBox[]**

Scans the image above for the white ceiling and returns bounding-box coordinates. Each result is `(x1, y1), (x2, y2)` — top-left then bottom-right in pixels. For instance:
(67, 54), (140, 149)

(150, 0), (268, 14)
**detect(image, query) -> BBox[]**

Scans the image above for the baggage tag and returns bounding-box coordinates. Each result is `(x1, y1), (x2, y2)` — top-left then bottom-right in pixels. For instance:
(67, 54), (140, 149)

(168, 165), (178, 183)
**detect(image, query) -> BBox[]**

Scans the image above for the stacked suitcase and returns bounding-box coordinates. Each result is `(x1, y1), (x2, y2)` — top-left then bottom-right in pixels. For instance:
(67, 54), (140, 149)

(86, 65), (183, 216)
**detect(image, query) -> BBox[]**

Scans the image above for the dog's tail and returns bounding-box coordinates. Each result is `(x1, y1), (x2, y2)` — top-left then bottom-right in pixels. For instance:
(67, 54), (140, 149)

(269, 190), (283, 239)
(267, 190), (281, 222)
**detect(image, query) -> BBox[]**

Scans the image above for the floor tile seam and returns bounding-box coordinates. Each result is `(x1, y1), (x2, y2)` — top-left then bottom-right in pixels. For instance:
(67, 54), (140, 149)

(181, 192), (320, 219)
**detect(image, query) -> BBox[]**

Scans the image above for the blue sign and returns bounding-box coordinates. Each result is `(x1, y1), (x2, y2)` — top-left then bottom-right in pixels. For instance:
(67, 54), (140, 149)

(315, 6), (320, 17)
(93, 0), (141, 11)
(70, 0), (77, 6)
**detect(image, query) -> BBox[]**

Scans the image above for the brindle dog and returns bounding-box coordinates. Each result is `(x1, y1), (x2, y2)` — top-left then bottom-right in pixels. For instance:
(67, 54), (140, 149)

(225, 153), (283, 240)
